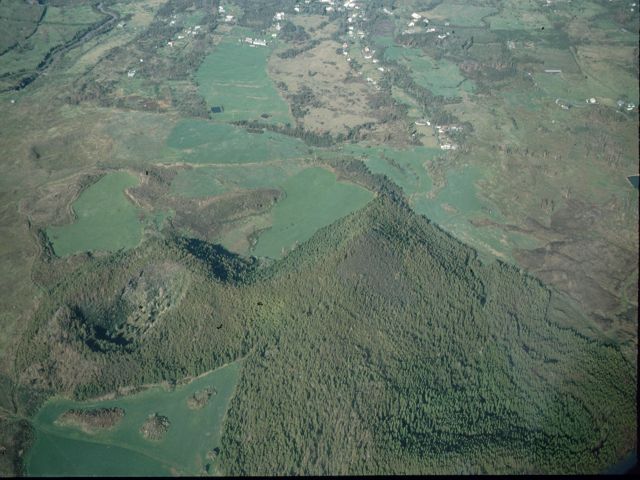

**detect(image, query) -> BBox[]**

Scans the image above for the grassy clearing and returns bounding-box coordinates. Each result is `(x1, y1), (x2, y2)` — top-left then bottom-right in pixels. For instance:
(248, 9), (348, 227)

(26, 361), (241, 476)
(171, 163), (304, 198)
(384, 45), (474, 97)
(166, 119), (309, 164)
(0, 4), (103, 82)
(573, 45), (639, 104)
(485, 0), (552, 31)
(419, 4), (498, 27)
(46, 172), (142, 257)
(196, 29), (292, 124)
(251, 168), (373, 259)
(342, 144), (436, 197)
(0, 0), (44, 52)
(412, 166), (540, 260)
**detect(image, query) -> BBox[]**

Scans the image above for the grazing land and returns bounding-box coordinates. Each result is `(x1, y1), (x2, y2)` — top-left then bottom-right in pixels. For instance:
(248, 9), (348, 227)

(251, 167), (373, 259)
(46, 171), (143, 257)
(167, 119), (309, 164)
(26, 362), (241, 476)
(196, 29), (293, 124)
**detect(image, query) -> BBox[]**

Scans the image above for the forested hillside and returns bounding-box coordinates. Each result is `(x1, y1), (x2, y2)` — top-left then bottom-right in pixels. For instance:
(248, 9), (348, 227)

(11, 196), (636, 474)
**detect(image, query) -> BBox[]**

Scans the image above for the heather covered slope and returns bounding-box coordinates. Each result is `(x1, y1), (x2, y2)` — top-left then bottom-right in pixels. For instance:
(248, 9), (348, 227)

(12, 196), (636, 475)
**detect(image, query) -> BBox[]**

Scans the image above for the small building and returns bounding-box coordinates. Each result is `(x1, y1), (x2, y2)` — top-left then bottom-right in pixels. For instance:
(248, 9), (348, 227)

(127, 69), (136, 78)
(411, 12), (422, 19)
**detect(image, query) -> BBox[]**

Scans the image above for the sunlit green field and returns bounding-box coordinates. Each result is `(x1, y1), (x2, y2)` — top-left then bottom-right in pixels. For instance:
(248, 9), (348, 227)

(485, 0), (552, 30)
(412, 166), (541, 260)
(422, 3), (498, 26)
(196, 29), (292, 124)
(26, 361), (241, 476)
(167, 119), (308, 164)
(252, 168), (373, 259)
(0, 0), (44, 52)
(0, 3), (103, 83)
(343, 145), (436, 197)
(171, 162), (305, 198)
(384, 45), (474, 97)
(46, 171), (143, 257)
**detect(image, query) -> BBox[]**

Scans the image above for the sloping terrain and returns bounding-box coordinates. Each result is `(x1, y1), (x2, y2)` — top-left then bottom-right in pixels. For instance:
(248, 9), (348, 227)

(9, 196), (636, 475)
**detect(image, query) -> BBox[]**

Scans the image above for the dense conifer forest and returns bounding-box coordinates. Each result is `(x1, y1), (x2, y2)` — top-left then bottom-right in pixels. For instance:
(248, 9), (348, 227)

(11, 196), (636, 474)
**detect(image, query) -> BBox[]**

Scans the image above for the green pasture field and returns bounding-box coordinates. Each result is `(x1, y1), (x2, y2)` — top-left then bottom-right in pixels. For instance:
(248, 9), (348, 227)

(339, 145), (538, 260)
(391, 86), (422, 117)
(46, 171), (143, 257)
(485, 0), (552, 31)
(422, 3), (498, 27)
(534, 71), (638, 107)
(251, 168), (373, 259)
(384, 45), (474, 97)
(412, 166), (540, 260)
(43, 5), (103, 25)
(515, 46), (581, 74)
(26, 361), (241, 476)
(373, 35), (394, 48)
(0, 4), (102, 80)
(342, 144), (436, 197)
(196, 29), (292, 124)
(167, 119), (309, 164)
(589, 17), (639, 45)
(0, 0), (44, 52)
(171, 162), (305, 198)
